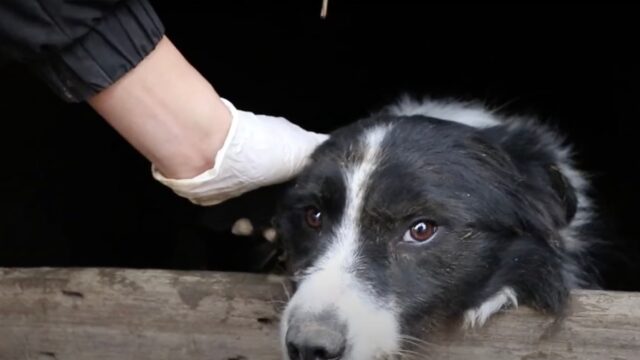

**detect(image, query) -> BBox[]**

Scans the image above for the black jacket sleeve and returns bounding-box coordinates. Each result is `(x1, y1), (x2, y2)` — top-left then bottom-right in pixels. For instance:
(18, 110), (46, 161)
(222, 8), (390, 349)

(0, 0), (165, 102)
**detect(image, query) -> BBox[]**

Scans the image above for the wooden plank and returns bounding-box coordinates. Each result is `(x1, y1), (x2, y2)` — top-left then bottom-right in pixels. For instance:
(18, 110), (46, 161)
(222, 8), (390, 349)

(0, 268), (638, 360)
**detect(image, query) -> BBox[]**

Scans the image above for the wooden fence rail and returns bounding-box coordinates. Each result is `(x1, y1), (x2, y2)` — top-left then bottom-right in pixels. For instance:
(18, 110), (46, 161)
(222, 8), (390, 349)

(0, 268), (638, 360)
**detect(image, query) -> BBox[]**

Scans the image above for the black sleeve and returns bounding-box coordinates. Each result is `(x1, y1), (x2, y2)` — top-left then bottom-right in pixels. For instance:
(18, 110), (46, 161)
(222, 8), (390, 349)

(0, 0), (165, 102)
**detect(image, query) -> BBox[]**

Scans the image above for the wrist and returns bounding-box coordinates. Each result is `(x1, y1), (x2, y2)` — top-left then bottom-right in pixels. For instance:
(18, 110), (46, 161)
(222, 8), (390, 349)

(152, 98), (329, 206)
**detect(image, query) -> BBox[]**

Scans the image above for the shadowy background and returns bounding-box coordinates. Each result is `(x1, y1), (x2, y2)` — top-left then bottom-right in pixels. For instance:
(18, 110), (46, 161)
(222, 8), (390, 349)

(1, 2), (638, 291)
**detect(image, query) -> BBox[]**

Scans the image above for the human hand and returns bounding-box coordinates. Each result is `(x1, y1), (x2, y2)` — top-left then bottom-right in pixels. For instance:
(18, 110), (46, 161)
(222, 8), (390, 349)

(152, 99), (329, 206)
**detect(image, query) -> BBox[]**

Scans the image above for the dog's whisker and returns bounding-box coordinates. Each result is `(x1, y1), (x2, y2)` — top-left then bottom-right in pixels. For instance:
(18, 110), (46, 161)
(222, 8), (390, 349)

(397, 334), (434, 349)
(278, 278), (292, 301)
(390, 348), (430, 360)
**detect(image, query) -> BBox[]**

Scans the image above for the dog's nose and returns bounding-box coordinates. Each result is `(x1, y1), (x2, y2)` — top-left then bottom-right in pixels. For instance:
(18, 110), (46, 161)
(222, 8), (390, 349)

(286, 315), (346, 360)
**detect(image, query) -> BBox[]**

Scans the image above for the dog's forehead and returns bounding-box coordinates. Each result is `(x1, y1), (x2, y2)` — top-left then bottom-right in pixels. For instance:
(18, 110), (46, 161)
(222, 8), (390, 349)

(296, 116), (519, 226)
(310, 118), (484, 193)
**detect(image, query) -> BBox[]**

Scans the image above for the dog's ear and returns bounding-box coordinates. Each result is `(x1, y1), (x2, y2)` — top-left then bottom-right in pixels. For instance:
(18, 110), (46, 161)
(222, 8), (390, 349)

(464, 120), (590, 327)
(481, 123), (580, 228)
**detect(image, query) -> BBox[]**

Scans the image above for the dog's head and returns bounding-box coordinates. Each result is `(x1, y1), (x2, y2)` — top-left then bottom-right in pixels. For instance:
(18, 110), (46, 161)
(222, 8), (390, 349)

(274, 104), (593, 360)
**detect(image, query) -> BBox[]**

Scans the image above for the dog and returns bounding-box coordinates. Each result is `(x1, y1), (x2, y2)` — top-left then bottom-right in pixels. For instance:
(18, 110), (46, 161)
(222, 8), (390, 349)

(273, 96), (599, 360)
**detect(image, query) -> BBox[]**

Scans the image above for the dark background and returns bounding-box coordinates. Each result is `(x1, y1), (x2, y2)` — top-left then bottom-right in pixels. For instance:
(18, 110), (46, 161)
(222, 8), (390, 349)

(0, 2), (638, 291)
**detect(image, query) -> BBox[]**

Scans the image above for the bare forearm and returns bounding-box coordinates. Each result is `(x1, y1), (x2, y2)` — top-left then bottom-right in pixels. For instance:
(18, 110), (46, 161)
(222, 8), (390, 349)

(87, 36), (231, 179)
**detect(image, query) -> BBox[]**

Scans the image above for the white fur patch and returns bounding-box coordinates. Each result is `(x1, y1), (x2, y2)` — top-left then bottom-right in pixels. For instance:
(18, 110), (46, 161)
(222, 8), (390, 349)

(386, 96), (501, 128)
(281, 124), (399, 360)
(262, 227), (278, 242)
(463, 287), (518, 328)
(231, 217), (253, 236)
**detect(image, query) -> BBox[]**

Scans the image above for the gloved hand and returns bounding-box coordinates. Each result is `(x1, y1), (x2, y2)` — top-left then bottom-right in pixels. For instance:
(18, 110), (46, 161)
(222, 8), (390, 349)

(151, 98), (329, 206)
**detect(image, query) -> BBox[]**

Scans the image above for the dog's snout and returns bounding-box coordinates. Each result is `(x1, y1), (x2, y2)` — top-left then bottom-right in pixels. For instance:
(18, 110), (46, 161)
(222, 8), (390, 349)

(285, 314), (346, 360)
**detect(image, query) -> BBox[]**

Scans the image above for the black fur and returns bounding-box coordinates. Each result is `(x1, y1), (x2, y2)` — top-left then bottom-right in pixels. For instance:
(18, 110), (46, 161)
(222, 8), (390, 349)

(275, 100), (599, 344)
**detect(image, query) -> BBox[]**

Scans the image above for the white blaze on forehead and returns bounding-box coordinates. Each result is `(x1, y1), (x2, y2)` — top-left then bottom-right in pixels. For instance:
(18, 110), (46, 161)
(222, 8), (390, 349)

(282, 124), (399, 360)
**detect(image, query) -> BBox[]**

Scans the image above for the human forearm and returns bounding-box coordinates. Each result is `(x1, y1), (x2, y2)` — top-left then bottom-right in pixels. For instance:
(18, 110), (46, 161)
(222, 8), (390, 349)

(87, 36), (232, 179)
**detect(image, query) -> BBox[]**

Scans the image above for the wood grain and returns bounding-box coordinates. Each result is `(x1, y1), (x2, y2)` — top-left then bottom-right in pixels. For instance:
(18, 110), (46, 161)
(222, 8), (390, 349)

(0, 268), (638, 360)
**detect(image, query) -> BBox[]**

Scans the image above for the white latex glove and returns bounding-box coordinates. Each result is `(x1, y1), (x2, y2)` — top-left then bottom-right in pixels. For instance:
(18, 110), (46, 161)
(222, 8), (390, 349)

(151, 98), (329, 206)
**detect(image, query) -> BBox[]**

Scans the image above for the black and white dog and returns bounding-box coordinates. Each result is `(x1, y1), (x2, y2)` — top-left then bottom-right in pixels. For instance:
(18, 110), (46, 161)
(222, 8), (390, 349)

(273, 96), (598, 360)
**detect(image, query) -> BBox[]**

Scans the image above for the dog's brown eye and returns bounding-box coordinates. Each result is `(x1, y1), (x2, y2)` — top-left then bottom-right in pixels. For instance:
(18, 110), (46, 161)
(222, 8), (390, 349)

(305, 207), (322, 229)
(404, 220), (437, 243)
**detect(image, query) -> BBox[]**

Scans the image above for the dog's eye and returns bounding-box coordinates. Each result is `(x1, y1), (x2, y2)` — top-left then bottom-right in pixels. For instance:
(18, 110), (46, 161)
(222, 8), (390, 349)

(305, 207), (322, 229)
(403, 220), (437, 243)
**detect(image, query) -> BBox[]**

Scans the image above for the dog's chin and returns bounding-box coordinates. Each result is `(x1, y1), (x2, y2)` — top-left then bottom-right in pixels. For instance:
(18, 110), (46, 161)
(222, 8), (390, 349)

(279, 343), (402, 360)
